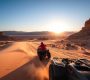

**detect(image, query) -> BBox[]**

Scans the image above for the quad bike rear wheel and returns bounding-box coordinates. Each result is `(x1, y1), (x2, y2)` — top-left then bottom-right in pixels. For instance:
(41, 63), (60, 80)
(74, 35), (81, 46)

(37, 49), (51, 61)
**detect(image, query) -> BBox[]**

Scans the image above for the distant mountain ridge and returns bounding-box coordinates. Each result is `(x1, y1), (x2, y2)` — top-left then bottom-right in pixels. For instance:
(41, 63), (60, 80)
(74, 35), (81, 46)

(2, 31), (55, 36)
(0, 31), (75, 37)
(0, 32), (12, 40)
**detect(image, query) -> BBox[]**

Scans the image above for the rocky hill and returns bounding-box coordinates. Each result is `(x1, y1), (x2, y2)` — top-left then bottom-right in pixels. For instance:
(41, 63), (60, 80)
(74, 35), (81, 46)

(66, 19), (90, 48)
(67, 19), (90, 40)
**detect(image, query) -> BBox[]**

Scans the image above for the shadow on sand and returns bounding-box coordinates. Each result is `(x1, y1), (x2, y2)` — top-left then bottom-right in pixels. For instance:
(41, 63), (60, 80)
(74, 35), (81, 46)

(0, 56), (49, 80)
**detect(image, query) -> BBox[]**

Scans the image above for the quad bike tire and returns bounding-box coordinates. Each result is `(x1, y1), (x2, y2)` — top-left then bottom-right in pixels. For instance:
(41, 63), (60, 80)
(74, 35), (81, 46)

(37, 49), (51, 61)
(49, 64), (55, 80)
(49, 63), (67, 80)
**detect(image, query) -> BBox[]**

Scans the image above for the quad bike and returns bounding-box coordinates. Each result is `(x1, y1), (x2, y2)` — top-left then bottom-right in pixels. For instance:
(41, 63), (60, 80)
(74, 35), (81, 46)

(49, 57), (90, 80)
(37, 48), (51, 61)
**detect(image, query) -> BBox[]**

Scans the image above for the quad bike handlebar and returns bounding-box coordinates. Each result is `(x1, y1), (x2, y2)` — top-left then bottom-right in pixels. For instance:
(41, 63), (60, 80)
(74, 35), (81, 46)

(51, 57), (90, 67)
(49, 57), (90, 80)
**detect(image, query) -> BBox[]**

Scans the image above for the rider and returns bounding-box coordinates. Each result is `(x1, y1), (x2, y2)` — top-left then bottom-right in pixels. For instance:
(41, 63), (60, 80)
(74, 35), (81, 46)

(38, 42), (51, 60)
(39, 42), (46, 51)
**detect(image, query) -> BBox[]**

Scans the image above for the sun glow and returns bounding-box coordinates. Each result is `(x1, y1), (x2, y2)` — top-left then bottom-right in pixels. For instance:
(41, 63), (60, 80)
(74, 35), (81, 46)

(50, 26), (65, 34)
(46, 18), (70, 34)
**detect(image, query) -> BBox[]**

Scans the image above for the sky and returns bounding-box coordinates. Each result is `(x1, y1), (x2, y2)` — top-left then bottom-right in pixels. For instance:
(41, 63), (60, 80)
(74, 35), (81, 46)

(0, 0), (90, 33)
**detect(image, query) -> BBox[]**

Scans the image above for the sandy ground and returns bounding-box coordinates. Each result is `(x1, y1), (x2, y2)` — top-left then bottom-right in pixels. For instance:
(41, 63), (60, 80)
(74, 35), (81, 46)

(0, 41), (90, 80)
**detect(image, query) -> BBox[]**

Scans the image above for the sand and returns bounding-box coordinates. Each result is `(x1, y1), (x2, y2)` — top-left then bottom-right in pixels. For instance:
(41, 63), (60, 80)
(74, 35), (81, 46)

(0, 41), (90, 80)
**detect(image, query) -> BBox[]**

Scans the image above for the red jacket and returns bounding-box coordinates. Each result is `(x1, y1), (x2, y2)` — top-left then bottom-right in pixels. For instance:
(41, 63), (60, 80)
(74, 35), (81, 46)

(39, 44), (46, 51)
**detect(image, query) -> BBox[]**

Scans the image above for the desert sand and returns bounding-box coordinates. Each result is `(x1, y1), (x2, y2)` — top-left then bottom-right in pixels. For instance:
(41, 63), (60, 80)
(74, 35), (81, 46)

(0, 41), (90, 80)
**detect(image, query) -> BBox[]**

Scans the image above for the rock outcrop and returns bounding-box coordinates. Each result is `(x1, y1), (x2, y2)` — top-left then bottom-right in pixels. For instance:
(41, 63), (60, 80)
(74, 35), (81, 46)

(67, 19), (90, 40)
(66, 19), (90, 48)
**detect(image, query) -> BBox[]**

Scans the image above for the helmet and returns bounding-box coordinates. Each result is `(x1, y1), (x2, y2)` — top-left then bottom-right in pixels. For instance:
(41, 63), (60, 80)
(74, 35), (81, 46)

(41, 42), (44, 45)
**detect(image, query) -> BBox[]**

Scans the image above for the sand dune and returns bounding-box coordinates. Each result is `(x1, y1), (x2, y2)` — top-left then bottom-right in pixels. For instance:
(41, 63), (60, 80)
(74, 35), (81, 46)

(0, 42), (49, 80)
